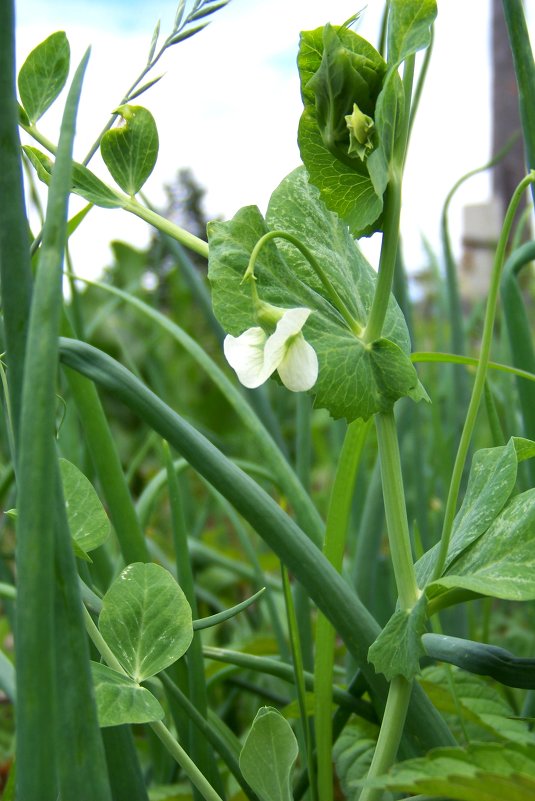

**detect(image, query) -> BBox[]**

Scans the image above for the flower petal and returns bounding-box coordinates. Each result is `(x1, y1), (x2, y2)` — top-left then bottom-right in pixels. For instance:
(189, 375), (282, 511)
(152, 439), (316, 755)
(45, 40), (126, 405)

(223, 328), (273, 388)
(263, 307), (312, 375)
(277, 334), (318, 392)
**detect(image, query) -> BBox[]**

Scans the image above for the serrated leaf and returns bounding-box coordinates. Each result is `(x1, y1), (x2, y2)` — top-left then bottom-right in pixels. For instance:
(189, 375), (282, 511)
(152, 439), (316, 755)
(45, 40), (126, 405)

(18, 31), (70, 123)
(387, 0), (437, 66)
(416, 439), (519, 586)
(333, 719), (379, 801)
(59, 458), (110, 558)
(297, 26), (386, 236)
(370, 741), (535, 800)
(368, 594), (427, 680)
(239, 707), (298, 801)
(90, 662), (164, 727)
(428, 488), (535, 601)
(23, 145), (124, 208)
(99, 562), (193, 682)
(420, 665), (535, 745)
(101, 104), (158, 195)
(208, 167), (422, 422)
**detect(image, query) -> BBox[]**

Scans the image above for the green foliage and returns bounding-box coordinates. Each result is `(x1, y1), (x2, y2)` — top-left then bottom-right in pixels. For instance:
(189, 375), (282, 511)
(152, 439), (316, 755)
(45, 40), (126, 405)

(59, 458), (110, 560)
(423, 664), (534, 742)
(23, 145), (124, 207)
(7, 3), (535, 800)
(297, 25), (386, 236)
(333, 719), (380, 801)
(239, 707), (298, 801)
(208, 167), (425, 421)
(101, 105), (159, 196)
(371, 741), (535, 800)
(99, 563), (193, 682)
(429, 488), (535, 601)
(387, 0), (437, 66)
(91, 662), (164, 726)
(416, 438), (520, 586)
(368, 594), (427, 680)
(18, 31), (70, 124)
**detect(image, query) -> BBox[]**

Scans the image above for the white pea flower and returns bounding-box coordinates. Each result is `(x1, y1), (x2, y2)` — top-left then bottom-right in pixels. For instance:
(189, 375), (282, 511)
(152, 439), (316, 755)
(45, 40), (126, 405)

(224, 307), (318, 392)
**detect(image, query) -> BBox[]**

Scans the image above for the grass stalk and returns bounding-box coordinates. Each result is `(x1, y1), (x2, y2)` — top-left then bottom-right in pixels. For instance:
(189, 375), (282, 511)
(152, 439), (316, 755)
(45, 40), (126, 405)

(163, 441), (225, 799)
(314, 418), (371, 801)
(0, 0), (33, 446)
(15, 50), (98, 801)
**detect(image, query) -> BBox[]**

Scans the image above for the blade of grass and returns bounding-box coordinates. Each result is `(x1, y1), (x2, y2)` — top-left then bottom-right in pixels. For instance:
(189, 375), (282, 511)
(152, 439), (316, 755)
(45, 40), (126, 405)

(281, 564), (317, 801)
(52, 470), (112, 800)
(203, 646), (374, 720)
(163, 441), (225, 799)
(315, 417), (372, 801)
(59, 337), (456, 750)
(62, 311), (149, 566)
(500, 240), (535, 483)
(160, 671), (261, 801)
(0, 0), (33, 448)
(15, 48), (112, 801)
(503, 0), (535, 202)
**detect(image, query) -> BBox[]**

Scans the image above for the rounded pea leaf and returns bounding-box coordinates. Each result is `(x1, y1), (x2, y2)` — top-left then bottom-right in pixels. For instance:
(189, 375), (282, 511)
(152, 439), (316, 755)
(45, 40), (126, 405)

(101, 104), (159, 195)
(99, 563), (193, 682)
(239, 707), (298, 801)
(208, 167), (426, 422)
(90, 662), (164, 727)
(18, 31), (70, 124)
(59, 458), (110, 560)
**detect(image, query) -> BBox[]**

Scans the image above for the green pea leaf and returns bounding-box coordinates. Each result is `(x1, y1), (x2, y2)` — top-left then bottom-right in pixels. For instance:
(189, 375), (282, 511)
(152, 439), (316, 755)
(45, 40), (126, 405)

(297, 25), (387, 236)
(420, 664), (535, 745)
(428, 488), (535, 602)
(368, 594), (427, 681)
(333, 719), (379, 801)
(23, 145), (125, 208)
(416, 438), (519, 586)
(90, 662), (164, 727)
(208, 167), (425, 422)
(387, 0), (437, 67)
(59, 458), (110, 560)
(100, 105), (159, 195)
(239, 707), (298, 801)
(99, 562), (193, 682)
(369, 741), (535, 800)
(18, 31), (70, 124)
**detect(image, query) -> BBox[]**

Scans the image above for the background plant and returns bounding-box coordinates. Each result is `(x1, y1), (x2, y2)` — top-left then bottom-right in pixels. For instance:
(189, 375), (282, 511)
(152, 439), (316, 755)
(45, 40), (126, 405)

(1, 1), (535, 801)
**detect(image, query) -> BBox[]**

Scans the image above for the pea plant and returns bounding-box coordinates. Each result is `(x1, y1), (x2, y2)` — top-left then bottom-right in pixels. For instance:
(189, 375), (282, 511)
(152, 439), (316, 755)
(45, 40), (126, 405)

(2, 0), (535, 799)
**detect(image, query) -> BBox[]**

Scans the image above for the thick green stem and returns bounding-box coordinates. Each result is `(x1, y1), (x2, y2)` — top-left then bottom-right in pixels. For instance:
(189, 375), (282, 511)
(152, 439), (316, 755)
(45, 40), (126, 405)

(363, 177), (402, 344)
(375, 411), (419, 610)
(359, 678), (412, 801)
(245, 230), (362, 335)
(431, 171), (535, 581)
(124, 198), (209, 259)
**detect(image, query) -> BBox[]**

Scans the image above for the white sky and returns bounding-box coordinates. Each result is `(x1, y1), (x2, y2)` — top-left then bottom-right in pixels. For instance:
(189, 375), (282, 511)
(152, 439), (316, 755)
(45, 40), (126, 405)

(15, 0), (535, 280)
